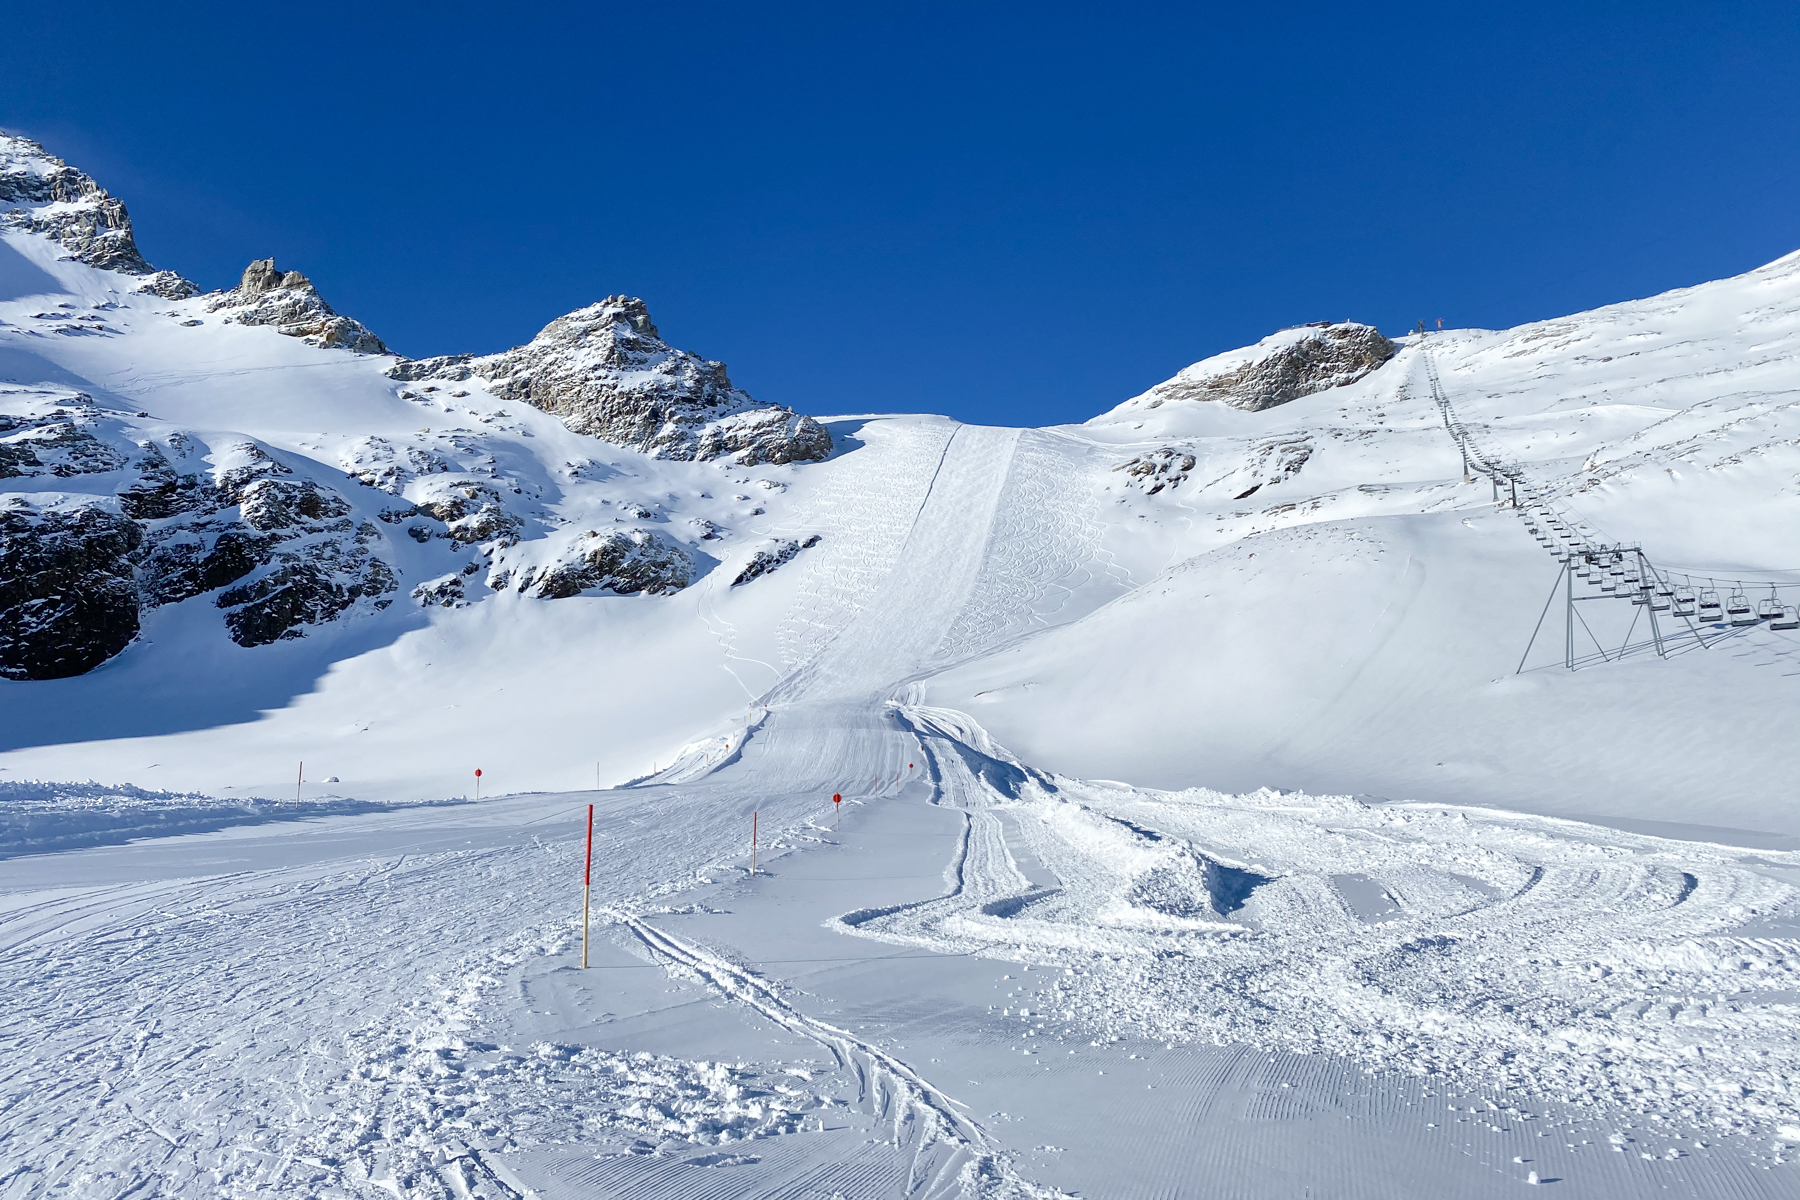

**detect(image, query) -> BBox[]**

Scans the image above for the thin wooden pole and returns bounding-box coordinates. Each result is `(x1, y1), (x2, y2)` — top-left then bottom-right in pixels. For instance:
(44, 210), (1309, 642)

(751, 811), (758, 876)
(295, 761), (303, 804)
(582, 803), (593, 969)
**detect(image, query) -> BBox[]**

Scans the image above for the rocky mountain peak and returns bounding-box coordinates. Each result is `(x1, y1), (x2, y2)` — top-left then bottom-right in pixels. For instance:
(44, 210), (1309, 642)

(0, 133), (194, 297)
(237, 258), (314, 297)
(206, 257), (387, 354)
(388, 298), (832, 467)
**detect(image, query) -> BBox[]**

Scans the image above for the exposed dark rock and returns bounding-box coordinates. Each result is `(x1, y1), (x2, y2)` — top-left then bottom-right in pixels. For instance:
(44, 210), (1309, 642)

(1128, 322), (1398, 414)
(206, 258), (387, 354)
(234, 478), (352, 531)
(731, 535), (821, 586)
(0, 503), (142, 680)
(135, 525), (276, 607)
(116, 446), (212, 519)
(411, 573), (467, 608)
(386, 297), (831, 466)
(218, 555), (397, 647)
(516, 529), (693, 599)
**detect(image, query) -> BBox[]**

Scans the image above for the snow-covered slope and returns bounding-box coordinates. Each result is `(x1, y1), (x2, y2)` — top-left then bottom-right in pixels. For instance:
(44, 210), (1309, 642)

(4, 133), (1798, 1199)
(926, 253), (1800, 832)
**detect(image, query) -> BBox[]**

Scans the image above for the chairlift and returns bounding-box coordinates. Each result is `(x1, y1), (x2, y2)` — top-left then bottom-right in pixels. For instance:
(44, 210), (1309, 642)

(1672, 590), (1697, 617)
(1697, 590), (1723, 622)
(1772, 606), (1800, 632)
(1651, 584), (1672, 611)
(1727, 592), (1756, 626)
(1756, 596), (1782, 623)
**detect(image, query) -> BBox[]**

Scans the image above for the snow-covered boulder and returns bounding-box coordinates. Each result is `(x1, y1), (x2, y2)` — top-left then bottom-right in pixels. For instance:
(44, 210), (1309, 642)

(510, 528), (693, 599)
(732, 534), (820, 586)
(1111, 321), (1397, 416)
(388, 296), (831, 465)
(206, 258), (387, 354)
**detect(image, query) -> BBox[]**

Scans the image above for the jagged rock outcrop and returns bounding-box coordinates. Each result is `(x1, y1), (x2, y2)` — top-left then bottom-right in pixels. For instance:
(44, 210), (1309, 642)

(387, 297), (831, 465)
(0, 502), (142, 680)
(1114, 436), (1312, 498)
(509, 528), (693, 599)
(0, 386), (401, 670)
(410, 480), (523, 547)
(0, 134), (194, 290)
(732, 535), (821, 586)
(1118, 321), (1397, 416)
(206, 259), (387, 353)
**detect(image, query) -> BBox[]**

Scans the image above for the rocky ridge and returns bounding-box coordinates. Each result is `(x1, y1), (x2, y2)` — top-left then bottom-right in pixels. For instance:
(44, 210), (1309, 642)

(1115, 321), (1398, 416)
(389, 297), (831, 466)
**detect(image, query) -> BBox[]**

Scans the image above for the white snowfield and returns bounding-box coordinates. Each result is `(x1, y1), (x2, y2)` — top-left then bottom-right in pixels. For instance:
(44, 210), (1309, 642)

(3, 169), (1799, 1198)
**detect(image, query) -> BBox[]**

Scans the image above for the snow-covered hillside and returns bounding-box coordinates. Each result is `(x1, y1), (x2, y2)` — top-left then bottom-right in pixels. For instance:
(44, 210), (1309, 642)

(4, 133), (1797, 1198)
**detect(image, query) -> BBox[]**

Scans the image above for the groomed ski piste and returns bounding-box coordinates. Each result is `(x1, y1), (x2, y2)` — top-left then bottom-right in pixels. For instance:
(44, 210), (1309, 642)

(4, 137), (1800, 1196)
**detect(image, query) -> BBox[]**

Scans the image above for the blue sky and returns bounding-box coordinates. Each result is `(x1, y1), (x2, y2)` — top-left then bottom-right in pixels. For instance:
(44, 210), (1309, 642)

(5, 3), (1796, 426)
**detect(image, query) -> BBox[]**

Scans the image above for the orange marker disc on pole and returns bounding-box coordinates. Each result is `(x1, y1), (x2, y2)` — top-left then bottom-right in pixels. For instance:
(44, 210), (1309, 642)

(474, 767), (482, 801)
(833, 792), (841, 829)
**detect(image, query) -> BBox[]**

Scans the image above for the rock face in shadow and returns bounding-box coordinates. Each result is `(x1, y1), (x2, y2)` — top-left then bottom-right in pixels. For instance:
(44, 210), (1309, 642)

(0, 388), (402, 674)
(206, 259), (388, 354)
(0, 504), (141, 680)
(388, 297), (831, 466)
(1129, 321), (1399, 414)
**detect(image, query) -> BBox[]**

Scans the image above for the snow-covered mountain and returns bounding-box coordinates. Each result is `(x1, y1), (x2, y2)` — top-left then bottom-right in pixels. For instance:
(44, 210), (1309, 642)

(0, 133), (832, 686)
(5, 133), (1798, 1199)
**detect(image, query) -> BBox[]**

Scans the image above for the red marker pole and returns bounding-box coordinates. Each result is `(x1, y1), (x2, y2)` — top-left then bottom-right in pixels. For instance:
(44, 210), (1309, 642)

(474, 767), (482, 801)
(833, 792), (841, 830)
(581, 803), (593, 969)
(751, 811), (758, 876)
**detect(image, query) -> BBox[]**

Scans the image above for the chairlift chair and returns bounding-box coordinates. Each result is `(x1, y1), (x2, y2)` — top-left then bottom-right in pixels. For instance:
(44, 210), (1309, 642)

(1772, 606), (1800, 632)
(1756, 596), (1782, 623)
(1673, 590), (1697, 617)
(1727, 592), (1756, 626)
(1651, 584), (1672, 611)
(1697, 590), (1723, 622)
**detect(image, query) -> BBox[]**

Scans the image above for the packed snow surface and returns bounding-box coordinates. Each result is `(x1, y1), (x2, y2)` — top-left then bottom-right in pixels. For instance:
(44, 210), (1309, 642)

(3, 133), (1798, 1197)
